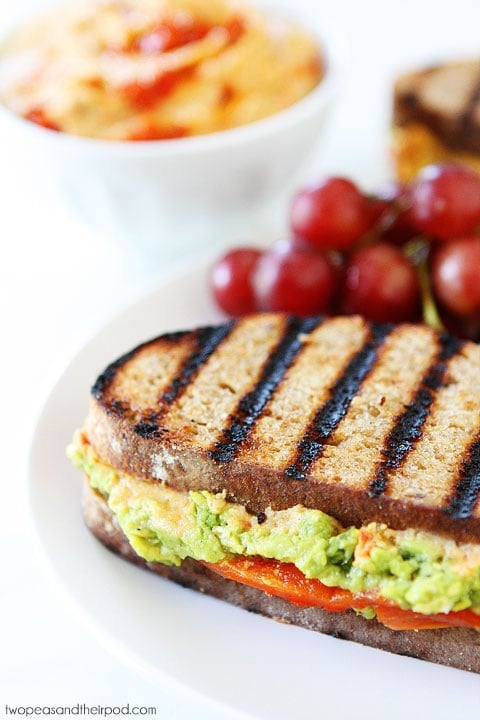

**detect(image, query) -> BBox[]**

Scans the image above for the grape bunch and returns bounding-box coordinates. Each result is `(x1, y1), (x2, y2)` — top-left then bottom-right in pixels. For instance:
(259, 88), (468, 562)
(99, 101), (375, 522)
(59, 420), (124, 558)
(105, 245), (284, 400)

(210, 163), (480, 341)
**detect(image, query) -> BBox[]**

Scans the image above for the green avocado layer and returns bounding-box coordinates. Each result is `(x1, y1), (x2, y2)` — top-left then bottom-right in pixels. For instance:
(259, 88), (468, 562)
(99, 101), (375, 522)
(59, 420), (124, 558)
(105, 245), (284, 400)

(68, 436), (480, 617)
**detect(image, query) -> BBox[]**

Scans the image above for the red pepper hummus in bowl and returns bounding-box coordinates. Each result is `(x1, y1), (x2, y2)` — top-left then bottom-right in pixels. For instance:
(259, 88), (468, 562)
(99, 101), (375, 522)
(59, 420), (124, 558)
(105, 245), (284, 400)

(0, 0), (343, 261)
(0, 0), (323, 141)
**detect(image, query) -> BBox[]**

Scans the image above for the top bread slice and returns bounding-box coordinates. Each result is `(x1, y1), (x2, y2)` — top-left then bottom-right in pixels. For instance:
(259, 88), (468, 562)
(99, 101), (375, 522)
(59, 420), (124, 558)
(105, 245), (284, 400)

(393, 59), (480, 154)
(85, 313), (480, 543)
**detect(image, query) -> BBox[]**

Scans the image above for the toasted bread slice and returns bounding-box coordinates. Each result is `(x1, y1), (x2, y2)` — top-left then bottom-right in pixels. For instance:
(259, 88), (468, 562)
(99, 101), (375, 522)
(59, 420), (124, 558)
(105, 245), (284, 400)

(392, 59), (480, 180)
(85, 313), (480, 543)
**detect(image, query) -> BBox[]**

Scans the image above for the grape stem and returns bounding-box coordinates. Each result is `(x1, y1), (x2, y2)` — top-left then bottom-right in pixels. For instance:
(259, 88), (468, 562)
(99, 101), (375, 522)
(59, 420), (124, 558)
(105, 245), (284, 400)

(404, 238), (444, 331)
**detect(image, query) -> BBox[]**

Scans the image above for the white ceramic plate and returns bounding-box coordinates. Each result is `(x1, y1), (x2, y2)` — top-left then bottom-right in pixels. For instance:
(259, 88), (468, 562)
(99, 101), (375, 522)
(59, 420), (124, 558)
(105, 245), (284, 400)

(28, 256), (480, 720)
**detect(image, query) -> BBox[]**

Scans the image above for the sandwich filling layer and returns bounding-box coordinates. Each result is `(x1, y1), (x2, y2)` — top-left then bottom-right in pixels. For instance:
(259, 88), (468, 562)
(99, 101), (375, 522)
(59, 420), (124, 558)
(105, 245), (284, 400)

(68, 432), (480, 620)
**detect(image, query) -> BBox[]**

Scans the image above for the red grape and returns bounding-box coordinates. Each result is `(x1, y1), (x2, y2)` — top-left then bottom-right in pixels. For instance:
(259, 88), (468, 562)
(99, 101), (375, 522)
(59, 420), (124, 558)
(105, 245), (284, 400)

(209, 168), (480, 334)
(364, 195), (390, 228)
(409, 163), (480, 240)
(431, 237), (480, 317)
(210, 247), (262, 316)
(374, 183), (419, 245)
(340, 243), (421, 323)
(437, 311), (480, 342)
(253, 239), (336, 316)
(289, 177), (372, 250)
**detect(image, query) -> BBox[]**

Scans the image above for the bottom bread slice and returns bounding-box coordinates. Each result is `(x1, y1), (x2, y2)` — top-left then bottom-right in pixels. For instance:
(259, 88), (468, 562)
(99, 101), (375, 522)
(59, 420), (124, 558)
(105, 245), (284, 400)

(82, 481), (480, 674)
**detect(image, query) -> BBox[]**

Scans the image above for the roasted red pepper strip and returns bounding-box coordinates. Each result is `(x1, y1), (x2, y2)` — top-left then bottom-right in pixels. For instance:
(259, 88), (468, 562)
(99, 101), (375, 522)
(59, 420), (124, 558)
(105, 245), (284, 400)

(120, 16), (245, 109)
(375, 605), (480, 631)
(135, 15), (244, 54)
(204, 556), (480, 631)
(24, 108), (60, 131)
(126, 123), (188, 141)
(137, 18), (211, 54)
(205, 557), (369, 611)
(121, 67), (193, 109)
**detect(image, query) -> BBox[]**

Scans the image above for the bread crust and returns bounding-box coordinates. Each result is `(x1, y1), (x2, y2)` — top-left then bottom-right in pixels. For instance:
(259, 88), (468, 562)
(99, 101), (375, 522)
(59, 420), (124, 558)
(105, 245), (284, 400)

(83, 481), (480, 674)
(86, 398), (480, 544)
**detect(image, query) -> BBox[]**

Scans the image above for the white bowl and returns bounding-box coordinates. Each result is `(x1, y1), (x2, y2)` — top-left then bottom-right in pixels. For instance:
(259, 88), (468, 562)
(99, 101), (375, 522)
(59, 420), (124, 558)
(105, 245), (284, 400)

(0, 9), (346, 263)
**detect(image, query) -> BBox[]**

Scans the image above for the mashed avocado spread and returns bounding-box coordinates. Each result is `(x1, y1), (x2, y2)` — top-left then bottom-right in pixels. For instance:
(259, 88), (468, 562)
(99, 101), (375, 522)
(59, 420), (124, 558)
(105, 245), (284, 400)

(68, 435), (480, 617)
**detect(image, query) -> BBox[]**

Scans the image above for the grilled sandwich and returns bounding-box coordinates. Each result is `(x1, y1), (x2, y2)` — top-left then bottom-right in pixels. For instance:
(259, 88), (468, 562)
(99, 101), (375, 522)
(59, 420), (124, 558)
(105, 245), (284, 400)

(68, 313), (480, 672)
(392, 59), (480, 181)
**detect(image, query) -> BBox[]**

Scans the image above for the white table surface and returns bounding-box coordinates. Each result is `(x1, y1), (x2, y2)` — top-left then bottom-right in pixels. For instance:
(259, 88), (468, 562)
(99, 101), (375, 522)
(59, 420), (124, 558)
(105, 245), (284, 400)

(2, 0), (480, 716)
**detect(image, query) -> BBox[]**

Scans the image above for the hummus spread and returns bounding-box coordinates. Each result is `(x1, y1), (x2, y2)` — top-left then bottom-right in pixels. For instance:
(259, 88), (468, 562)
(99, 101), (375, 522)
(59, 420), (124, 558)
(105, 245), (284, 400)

(69, 432), (480, 618)
(0, 0), (323, 141)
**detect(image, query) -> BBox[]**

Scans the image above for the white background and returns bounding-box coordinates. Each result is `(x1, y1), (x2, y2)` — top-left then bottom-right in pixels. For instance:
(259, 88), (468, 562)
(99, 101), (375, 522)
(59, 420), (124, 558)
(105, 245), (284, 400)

(2, 0), (480, 717)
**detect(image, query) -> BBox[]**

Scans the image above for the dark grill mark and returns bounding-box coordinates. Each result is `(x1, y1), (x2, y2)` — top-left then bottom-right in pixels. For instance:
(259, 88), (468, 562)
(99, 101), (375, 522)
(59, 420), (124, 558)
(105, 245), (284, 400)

(209, 315), (322, 463)
(91, 330), (190, 401)
(132, 322), (236, 438)
(110, 399), (128, 415)
(162, 330), (193, 343)
(368, 333), (463, 497)
(159, 321), (236, 407)
(134, 419), (163, 438)
(444, 435), (480, 519)
(285, 322), (392, 480)
(92, 348), (139, 400)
